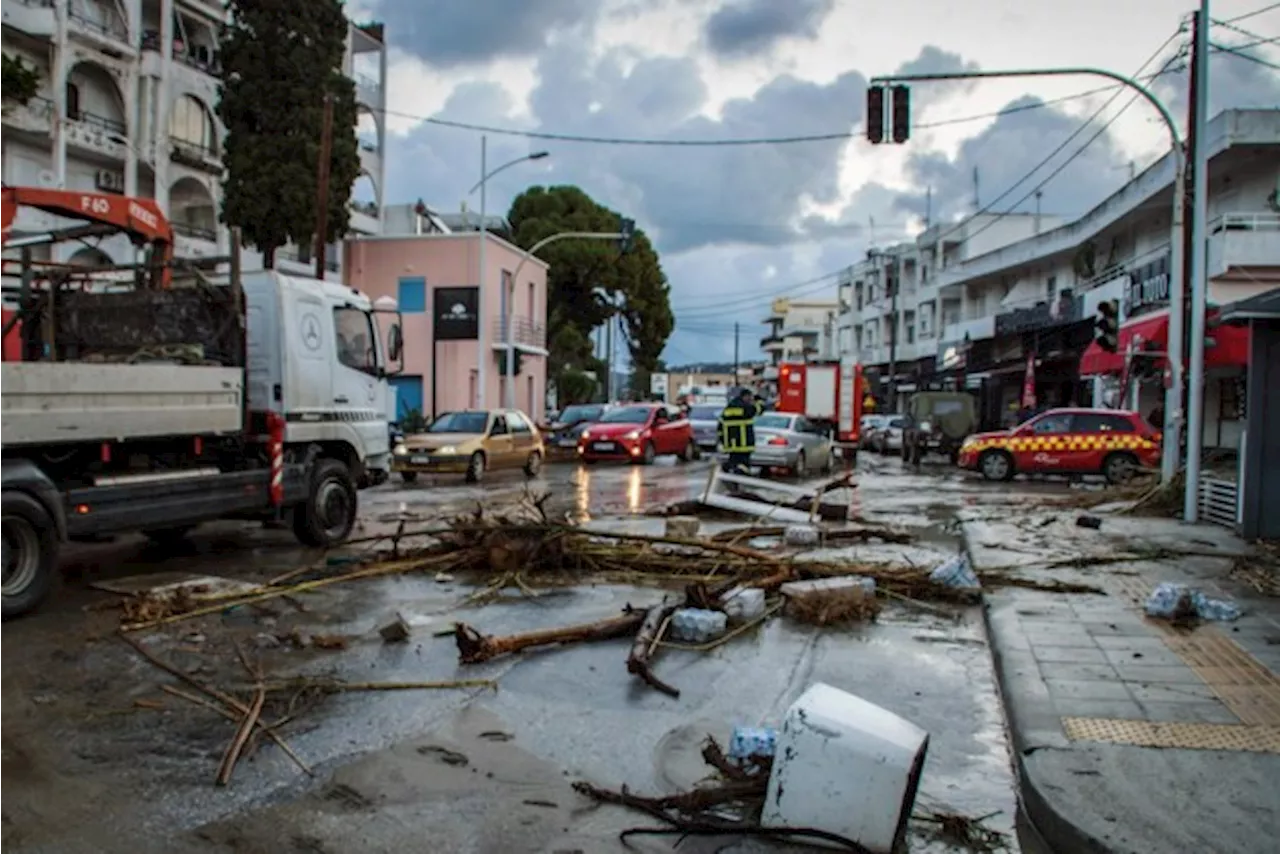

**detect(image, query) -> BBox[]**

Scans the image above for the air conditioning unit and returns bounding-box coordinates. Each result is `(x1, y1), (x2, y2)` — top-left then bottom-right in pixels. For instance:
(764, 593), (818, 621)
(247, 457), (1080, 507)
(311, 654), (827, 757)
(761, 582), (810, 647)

(95, 169), (124, 193)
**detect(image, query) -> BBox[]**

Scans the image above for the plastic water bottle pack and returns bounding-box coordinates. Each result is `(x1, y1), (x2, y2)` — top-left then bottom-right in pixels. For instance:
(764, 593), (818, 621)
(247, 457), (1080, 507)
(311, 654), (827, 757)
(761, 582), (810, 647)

(670, 608), (728, 643)
(728, 726), (777, 760)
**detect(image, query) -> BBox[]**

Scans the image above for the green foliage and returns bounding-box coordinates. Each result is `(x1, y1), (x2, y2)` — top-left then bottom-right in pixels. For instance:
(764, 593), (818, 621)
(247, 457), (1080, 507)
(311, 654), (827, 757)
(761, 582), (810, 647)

(2, 54), (41, 109)
(555, 368), (599, 406)
(401, 407), (427, 432)
(507, 185), (674, 392)
(217, 0), (361, 265)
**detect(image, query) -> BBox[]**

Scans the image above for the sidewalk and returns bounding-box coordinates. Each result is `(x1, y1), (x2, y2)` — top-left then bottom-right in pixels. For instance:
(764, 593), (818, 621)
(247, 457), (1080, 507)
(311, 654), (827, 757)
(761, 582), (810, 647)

(962, 509), (1280, 854)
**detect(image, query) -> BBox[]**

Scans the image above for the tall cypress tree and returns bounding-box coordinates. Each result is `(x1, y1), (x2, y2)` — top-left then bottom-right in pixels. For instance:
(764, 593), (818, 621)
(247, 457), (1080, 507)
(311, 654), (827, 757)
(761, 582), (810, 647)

(217, 0), (360, 267)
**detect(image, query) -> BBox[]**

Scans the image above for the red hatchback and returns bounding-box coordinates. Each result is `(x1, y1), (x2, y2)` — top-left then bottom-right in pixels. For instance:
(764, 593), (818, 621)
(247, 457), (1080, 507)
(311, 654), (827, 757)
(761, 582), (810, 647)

(578, 403), (698, 464)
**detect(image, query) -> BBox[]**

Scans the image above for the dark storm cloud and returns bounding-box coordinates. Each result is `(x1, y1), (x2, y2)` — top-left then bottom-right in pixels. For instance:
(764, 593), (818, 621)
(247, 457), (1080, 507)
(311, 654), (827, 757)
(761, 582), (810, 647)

(703, 0), (834, 60)
(372, 0), (601, 67)
(891, 45), (980, 108)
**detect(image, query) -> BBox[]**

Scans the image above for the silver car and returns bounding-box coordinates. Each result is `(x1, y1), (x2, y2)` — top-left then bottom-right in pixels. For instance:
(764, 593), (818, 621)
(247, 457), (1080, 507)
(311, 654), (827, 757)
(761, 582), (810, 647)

(686, 403), (723, 451)
(750, 413), (835, 477)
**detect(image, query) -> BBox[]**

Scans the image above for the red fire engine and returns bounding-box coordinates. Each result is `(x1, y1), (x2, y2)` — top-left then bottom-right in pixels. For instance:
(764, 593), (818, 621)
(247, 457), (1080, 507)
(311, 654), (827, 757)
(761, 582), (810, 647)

(775, 357), (865, 459)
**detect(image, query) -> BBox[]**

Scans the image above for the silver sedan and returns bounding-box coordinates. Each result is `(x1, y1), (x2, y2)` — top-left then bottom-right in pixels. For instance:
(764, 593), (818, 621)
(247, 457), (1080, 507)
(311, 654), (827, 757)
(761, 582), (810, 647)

(749, 413), (835, 477)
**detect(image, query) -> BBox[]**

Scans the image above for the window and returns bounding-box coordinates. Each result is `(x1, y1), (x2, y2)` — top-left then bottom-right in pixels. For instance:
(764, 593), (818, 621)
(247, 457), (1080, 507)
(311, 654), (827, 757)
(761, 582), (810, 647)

(429, 411), (487, 433)
(333, 307), (377, 374)
(600, 406), (654, 424)
(500, 270), (512, 318)
(490, 414), (509, 435)
(1046, 275), (1057, 299)
(397, 277), (426, 313)
(509, 412), (532, 433)
(527, 281), (535, 317)
(1074, 413), (1135, 433)
(65, 82), (81, 119)
(170, 95), (215, 152)
(1031, 413), (1072, 434)
(755, 414), (791, 430)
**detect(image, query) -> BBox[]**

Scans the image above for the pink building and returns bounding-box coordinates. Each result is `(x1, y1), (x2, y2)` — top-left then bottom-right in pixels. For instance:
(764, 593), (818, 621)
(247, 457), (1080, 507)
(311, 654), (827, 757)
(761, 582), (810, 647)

(343, 233), (549, 424)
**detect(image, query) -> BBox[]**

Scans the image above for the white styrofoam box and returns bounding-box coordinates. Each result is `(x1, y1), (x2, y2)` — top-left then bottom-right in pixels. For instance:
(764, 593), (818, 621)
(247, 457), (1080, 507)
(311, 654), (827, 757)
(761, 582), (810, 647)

(670, 608), (728, 643)
(721, 586), (766, 622)
(783, 524), (821, 547)
(779, 575), (876, 600)
(762, 682), (929, 853)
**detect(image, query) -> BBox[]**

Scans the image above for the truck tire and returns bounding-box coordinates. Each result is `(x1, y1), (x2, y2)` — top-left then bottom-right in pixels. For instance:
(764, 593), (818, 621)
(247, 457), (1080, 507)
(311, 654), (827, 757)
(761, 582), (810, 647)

(292, 459), (358, 548)
(2, 491), (59, 620)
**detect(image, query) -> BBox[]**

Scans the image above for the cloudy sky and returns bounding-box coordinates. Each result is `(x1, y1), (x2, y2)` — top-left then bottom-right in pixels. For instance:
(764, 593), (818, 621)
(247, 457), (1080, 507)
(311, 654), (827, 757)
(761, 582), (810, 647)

(350, 0), (1280, 368)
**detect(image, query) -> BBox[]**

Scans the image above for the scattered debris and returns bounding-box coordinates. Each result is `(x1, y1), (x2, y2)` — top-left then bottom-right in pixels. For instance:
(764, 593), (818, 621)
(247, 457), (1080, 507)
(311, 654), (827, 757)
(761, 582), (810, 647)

(670, 608), (728, 643)
(930, 554), (981, 590)
(627, 602), (682, 697)
(728, 726), (776, 762)
(378, 613), (412, 644)
(454, 610), (646, 664)
(721, 586), (766, 622)
(782, 576), (880, 626)
(308, 633), (350, 650)
(1145, 582), (1241, 623)
(1075, 515), (1103, 530)
(783, 523), (821, 547)
(663, 515), (700, 539)
(913, 805), (1010, 853)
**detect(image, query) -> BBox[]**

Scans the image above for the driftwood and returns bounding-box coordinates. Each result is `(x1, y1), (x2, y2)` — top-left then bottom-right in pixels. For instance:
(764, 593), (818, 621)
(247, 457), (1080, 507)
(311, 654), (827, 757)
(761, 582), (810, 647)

(627, 603), (681, 698)
(454, 610), (646, 664)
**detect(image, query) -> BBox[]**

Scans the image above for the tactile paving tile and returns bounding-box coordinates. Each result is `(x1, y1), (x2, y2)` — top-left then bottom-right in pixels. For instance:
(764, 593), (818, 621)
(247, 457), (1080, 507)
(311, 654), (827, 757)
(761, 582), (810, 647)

(1061, 717), (1280, 753)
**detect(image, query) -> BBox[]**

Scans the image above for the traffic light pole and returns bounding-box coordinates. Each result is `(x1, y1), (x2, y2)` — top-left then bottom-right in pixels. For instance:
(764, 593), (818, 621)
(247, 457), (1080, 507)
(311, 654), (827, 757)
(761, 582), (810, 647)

(506, 230), (627, 409)
(871, 66), (1187, 483)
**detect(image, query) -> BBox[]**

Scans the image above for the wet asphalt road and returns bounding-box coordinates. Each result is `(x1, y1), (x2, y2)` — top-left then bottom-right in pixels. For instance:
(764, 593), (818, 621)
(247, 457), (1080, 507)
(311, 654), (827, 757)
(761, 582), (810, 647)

(1, 454), (1073, 853)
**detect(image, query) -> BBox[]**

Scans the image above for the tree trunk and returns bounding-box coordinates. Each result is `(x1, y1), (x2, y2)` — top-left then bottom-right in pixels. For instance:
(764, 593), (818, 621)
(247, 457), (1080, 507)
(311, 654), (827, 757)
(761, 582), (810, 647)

(263, 244), (276, 269)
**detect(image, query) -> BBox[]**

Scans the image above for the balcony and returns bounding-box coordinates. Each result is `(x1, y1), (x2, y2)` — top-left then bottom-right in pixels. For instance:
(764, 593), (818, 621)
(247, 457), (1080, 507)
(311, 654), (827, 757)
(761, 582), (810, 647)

(354, 71), (383, 106)
(68, 5), (134, 58)
(1207, 212), (1280, 279)
(142, 30), (222, 78)
(348, 200), (380, 235)
(941, 315), (996, 345)
(491, 317), (547, 351)
(172, 221), (219, 258)
(2, 95), (55, 136)
(760, 334), (783, 349)
(2, 0), (55, 38)
(65, 111), (129, 160)
(169, 138), (222, 175)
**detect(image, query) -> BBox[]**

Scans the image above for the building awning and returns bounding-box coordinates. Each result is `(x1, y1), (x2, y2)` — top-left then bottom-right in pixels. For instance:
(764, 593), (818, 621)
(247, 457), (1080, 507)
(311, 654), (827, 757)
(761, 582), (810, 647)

(1078, 309), (1250, 375)
(1219, 287), (1280, 322)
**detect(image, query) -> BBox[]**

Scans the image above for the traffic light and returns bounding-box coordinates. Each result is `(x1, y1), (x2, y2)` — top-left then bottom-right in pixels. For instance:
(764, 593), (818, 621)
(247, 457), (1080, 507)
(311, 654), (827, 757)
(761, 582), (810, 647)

(618, 217), (635, 253)
(890, 85), (910, 144)
(865, 86), (886, 144)
(1095, 300), (1119, 352)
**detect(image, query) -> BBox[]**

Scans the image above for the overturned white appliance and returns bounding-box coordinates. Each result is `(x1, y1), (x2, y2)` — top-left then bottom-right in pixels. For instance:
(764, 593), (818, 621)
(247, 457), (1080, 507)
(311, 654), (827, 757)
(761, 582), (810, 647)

(699, 467), (839, 525)
(761, 682), (929, 853)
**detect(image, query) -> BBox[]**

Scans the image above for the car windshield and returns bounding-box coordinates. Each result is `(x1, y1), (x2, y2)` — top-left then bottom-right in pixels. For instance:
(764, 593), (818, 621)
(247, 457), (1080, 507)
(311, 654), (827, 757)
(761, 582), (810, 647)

(688, 405), (721, 421)
(427, 411), (488, 433)
(888, 417), (905, 428)
(755, 414), (792, 430)
(559, 405), (603, 424)
(600, 406), (653, 424)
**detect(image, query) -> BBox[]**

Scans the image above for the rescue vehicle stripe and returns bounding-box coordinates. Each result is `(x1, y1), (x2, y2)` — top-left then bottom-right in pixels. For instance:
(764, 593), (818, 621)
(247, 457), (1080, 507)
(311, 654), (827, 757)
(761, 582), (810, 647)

(964, 435), (1158, 453)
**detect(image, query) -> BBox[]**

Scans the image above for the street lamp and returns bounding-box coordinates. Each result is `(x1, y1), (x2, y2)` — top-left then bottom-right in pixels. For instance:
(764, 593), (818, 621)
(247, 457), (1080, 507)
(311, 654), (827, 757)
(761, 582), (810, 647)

(470, 138), (550, 409)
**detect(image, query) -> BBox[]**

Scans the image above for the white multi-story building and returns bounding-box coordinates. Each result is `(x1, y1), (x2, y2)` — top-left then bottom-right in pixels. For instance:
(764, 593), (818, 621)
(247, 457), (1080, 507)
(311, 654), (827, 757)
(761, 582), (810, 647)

(759, 295), (840, 373)
(836, 108), (1280, 443)
(1, 0), (387, 278)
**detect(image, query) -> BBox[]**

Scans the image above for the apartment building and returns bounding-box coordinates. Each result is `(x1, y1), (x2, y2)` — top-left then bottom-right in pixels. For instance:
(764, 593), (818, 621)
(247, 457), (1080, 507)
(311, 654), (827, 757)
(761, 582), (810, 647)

(1, 0), (387, 278)
(836, 108), (1280, 445)
(759, 295), (840, 373)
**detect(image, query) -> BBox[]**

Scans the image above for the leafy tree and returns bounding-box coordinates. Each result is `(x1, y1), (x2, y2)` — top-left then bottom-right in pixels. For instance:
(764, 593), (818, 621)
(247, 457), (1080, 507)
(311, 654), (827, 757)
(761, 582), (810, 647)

(217, 0), (360, 266)
(507, 185), (674, 400)
(1, 54), (41, 112)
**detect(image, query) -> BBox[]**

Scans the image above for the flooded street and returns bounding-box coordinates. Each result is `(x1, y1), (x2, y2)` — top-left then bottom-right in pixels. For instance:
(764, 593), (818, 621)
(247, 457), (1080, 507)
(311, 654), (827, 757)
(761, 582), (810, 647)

(2, 455), (1074, 853)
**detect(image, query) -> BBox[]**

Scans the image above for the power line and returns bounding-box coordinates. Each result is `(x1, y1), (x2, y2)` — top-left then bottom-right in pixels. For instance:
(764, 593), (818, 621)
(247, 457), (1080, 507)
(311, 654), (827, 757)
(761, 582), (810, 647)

(374, 67), (1186, 149)
(1213, 41), (1280, 70)
(1219, 2), (1280, 25)
(675, 270), (842, 314)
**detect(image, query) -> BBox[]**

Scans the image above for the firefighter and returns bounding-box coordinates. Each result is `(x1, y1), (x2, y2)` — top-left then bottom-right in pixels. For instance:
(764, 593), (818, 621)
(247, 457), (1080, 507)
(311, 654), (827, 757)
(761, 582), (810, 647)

(718, 387), (759, 473)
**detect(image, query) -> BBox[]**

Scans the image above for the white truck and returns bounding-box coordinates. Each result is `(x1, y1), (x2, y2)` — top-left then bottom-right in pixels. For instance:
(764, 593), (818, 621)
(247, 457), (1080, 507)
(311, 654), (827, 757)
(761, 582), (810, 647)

(1, 187), (401, 618)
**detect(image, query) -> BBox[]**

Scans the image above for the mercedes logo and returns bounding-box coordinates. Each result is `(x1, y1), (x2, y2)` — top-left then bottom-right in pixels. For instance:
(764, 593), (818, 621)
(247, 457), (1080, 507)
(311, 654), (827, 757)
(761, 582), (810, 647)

(450, 303), (466, 315)
(301, 314), (322, 351)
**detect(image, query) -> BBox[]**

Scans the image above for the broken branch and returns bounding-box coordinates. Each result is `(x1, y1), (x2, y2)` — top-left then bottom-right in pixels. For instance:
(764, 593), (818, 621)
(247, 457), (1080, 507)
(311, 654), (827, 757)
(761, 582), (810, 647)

(627, 603), (681, 698)
(216, 686), (264, 786)
(454, 610), (646, 664)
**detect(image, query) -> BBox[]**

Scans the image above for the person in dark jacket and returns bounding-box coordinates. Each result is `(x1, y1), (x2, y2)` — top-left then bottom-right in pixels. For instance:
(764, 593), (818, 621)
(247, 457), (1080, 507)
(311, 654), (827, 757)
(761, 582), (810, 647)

(718, 387), (759, 473)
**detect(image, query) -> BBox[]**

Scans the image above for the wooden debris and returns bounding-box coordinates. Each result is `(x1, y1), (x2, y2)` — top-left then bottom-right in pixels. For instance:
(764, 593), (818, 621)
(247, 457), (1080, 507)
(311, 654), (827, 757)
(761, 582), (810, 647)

(310, 633), (350, 650)
(453, 610), (646, 664)
(664, 516), (700, 539)
(216, 686), (264, 786)
(627, 603), (681, 698)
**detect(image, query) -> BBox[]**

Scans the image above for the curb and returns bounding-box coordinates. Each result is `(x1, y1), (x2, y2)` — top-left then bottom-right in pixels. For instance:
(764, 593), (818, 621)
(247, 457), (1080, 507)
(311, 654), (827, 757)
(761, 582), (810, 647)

(963, 524), (1119, 854)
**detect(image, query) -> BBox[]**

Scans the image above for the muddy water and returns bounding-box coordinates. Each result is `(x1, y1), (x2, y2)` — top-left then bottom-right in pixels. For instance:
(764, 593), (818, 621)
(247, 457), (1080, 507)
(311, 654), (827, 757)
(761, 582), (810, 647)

(2, 455), (1072, 852)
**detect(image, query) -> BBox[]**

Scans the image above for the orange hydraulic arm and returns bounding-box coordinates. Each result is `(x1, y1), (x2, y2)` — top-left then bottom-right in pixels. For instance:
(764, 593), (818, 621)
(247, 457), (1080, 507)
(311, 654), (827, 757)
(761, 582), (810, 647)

(1, 186), (174, 286)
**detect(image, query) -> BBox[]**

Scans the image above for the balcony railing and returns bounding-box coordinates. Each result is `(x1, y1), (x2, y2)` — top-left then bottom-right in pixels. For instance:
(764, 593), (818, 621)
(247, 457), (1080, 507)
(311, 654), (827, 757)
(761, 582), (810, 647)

(350, 200), (380, 217)
(169, 138), (221, 173)
(70, 110), (126, 135)
(69, 7), (128, 42)
(492, 316), (546, 349)
(142, 31), (222, 75)
(1209, 212), (1280, 234)
(173, 221), (217, 241)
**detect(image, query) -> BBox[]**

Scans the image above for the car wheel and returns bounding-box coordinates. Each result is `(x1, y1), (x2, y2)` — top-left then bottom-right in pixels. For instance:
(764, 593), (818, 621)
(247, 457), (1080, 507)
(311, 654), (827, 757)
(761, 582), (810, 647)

(1102, 452), (1138, 485)
(791, 451), (807, 478)
(524, 451), (542, 477)
(639, 442), (657, 465)
(400, 471), (418, 484)
(678, 441), (696, 462)
(292, 459), (358, 547)
(2, 492), (59, 620)
(979, 450), (1015, 483)
(465, 451), (486, 484)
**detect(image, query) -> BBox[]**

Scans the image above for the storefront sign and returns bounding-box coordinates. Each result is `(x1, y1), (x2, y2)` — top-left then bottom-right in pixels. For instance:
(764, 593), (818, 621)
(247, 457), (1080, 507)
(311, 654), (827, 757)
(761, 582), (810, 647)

(1121, 254), (1171, 318)
(433, 286), (479, 340)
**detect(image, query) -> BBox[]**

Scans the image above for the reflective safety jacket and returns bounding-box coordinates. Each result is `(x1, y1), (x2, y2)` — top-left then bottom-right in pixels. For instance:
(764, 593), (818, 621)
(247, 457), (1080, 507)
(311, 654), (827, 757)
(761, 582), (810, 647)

(718, 400), (758, 453)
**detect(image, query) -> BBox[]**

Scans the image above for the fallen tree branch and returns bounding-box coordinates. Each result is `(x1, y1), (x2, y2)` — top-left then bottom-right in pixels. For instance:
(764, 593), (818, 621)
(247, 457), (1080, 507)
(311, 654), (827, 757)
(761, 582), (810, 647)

(627, 602), (681, 698)
(454, 609), (646, 664)
(216, 685), (264, 786)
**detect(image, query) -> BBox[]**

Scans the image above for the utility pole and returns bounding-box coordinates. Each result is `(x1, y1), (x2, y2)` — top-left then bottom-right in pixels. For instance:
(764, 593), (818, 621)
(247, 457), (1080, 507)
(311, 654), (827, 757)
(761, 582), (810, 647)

(1178, 5), (1204, 462)
(312, 93), (334, 280)
(1184, 0), (1212, 521)
(887, 255), (900, 412)
(604, 312), (613, 402)
(733, 322), (740, 383)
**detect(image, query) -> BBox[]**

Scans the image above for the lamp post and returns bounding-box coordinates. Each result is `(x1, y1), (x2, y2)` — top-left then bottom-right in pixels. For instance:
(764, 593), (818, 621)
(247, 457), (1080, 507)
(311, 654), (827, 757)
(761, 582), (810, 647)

(469, 139), (548, 409)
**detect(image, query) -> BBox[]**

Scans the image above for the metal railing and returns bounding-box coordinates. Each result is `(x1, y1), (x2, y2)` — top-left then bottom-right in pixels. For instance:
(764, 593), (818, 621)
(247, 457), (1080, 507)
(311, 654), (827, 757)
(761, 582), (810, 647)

(170, 137), (218, 159)
(71, 110), (127, 135)
(15, 95), (54, 119)
(69, 7), (128, 41)
(349, 200), (380, 217)
(492, 317), (546, 349)
(1209, 212), (1280, 234)
(172, 221), (217, 241)
(1198, 477), (1239, 530)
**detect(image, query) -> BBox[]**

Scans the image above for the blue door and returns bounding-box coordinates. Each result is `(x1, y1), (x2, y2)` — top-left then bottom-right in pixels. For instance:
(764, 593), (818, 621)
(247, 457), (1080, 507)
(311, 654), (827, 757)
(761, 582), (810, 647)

(389, 375), (424, 422)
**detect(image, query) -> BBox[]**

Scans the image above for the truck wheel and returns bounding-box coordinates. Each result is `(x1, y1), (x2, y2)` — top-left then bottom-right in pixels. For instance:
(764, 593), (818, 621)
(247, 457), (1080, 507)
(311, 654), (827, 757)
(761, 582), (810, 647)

(292, 459), (358, 547)
(464, 452), (486, 484)
(142, 525), (196, 547)
(2, 492), (58, 620)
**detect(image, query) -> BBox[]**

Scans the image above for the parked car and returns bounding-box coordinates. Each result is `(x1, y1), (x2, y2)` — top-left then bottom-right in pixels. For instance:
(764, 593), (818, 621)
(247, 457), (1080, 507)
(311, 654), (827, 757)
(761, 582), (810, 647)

(750, 412), (836, 477)
(393, 408), (544, 483)
(902, 391), (980, 465)
(686, 403), (724, 452)
(544, 403), (611, 457)
(859, 414), (890, 449)
(871, 416), (906, 454)
(957, 408), (1161, 484)
(578, 403), (698, 464)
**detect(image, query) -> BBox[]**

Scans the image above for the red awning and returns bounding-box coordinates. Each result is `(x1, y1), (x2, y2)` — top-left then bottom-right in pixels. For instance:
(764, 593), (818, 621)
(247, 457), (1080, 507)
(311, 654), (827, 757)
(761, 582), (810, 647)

(1078, 309), (1251, 376)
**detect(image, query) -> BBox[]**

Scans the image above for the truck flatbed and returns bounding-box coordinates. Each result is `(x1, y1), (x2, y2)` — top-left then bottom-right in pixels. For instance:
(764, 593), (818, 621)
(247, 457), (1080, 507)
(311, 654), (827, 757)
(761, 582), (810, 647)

(0, 362), (244, 446)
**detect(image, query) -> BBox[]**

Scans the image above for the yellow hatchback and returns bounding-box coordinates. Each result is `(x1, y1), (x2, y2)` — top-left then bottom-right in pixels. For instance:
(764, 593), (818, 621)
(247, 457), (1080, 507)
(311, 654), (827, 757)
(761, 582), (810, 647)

(392, 409), (544, 484)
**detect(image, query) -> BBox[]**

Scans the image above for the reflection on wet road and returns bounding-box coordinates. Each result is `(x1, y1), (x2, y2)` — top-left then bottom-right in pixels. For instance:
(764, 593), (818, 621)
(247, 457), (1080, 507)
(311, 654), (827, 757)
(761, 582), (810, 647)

(1, 454), (1083, 852)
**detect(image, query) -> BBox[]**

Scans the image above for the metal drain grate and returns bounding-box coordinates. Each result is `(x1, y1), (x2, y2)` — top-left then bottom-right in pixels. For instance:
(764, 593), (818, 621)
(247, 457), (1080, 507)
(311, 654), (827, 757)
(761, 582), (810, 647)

(1061, 717), (1280, 753)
